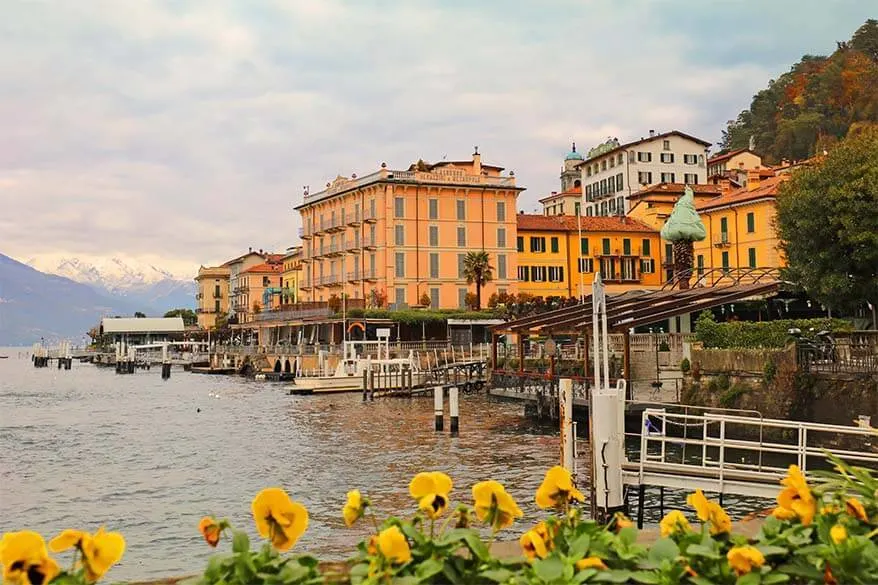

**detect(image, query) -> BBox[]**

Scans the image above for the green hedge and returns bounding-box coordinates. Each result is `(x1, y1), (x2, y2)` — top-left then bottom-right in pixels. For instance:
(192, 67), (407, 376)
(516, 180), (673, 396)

(694, 310), (853, 349)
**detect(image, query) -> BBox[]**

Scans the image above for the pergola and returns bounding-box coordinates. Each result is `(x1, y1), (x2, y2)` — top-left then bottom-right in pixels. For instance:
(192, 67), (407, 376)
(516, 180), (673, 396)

(490, 268), (783, 384)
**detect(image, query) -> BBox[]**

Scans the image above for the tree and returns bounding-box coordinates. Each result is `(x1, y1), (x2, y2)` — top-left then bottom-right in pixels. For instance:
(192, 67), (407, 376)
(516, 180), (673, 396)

(775, 127), (878, 315)
(850, 19), (878, 61)
(164, 308), (197, 326)
(659, 186), (706, 289)
(462, 251), (493, 309)
(419, 292), (431, 307)
(134, 311), (147, 318)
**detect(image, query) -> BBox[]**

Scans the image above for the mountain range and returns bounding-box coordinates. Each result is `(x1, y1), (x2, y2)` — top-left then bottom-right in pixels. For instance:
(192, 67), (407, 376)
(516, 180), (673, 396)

(0, 254), (196, 345)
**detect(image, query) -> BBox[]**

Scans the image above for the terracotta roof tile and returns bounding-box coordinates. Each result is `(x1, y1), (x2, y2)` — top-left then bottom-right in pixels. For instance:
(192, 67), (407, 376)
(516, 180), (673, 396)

(696, 176), (787, 211)
(628, 183), (723, 199)
(242, 262), (283, 274)
(707, 148), (752, 165)
(516, 214), (657, 233)
(538, 188), (583, 203)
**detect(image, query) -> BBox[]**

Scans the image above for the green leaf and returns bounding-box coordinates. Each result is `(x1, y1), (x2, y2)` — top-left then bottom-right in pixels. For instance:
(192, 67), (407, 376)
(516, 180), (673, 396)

(689, 577), (717, 585)
(414, 558), (444, 581)
(592, 569), (633, 583)
(630, 570), (661, 584)
(760, 573), (790, 584)
(568, 534), (591, 559)
(572, 568), (597, 584)
(618, 527), (638, 546)
(735, 572), (761, 585)
(480, 568), (514, 583)
(755, 545), (788, 557)
(393, 577), (420, 585)
(775, 563), (822, 580)
(461, 531), (490, 561)
(232, 530), (250, 554)
(533, 556), (565, 582)
(647, 538), (679, 564)
(685, 544), (721, 560)
(275, 562), (310, 583)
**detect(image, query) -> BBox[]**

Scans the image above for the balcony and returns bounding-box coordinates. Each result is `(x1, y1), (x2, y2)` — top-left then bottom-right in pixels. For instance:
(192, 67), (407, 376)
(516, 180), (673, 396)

(362, 269), (377, 281)
(363, 237), (377, 250)
(347, 213), (361, 227)
(363, 211), (377, 223)
(713, 233), (731, 247)
(347, 270), (361, 282)
(326, 219), (345, 233)
(299, 227), (312, 240)
(326, 244), (343, 257)
(213, 292), (223, 299)
(346, 239), (361, 253)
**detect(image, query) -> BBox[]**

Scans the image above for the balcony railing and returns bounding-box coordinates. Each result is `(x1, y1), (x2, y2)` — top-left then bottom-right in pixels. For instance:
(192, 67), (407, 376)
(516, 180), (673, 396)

(362, 269), (377, 280)
(347, 270), (361, 281)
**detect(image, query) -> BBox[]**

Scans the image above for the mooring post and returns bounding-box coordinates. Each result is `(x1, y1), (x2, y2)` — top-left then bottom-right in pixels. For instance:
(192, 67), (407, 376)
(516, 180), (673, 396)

(559, 378), (574, 473)
(161, 343), (171, 380)
(449, 386), (459, 436)
(434, 386), (444, 431)
(362, 370), (368, 401)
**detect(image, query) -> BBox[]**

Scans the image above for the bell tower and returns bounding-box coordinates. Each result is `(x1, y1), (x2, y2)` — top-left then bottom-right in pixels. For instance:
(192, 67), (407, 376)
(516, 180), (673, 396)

(560, 142), (584, 192)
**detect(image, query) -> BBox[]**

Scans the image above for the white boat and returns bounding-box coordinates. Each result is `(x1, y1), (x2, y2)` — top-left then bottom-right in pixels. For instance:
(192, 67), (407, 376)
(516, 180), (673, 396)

(289, 340), (426, 394)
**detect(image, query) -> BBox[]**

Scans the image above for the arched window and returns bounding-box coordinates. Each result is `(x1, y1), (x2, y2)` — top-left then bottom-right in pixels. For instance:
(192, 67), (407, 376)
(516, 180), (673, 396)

(574, 179), (582, 188)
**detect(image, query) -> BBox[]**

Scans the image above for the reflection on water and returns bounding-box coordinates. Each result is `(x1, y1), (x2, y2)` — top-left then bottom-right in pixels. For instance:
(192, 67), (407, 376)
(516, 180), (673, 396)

(0, 353), (766, 580)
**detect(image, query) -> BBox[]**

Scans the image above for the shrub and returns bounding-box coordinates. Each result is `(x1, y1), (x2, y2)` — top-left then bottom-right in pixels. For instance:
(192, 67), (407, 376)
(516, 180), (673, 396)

(720, 382), (751, 408)
(763, 359), (778, 384)
(695, 311), (853, 349)
(680, 358), (691, 373)
(716, 373), (731, 392)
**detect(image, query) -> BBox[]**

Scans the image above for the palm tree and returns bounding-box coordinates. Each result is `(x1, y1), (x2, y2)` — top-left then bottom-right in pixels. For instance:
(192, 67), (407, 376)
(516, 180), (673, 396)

(463, 251), (493, 310)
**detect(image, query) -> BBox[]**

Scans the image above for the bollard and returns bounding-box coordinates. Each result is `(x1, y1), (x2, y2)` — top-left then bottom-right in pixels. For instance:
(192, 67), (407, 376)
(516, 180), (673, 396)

(434, 386), (444, 431)
(559, 378), (574, 473)
(449, 386), (459, 436)
(362, 370), (368, 401)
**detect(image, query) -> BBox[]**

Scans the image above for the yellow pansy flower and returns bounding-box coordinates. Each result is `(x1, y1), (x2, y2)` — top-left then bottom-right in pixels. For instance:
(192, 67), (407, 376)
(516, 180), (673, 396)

(343, 490), (368, 527)
(198, 517), (222, 547)
(472, 480), (523, 531)
(845, 498), (868, 522)
(830, 524), (847, 544)
(49, 527), (124, 582)
(1, 531), (60, 585)
(535, 466), (585, 510)
(252, 487), (309, 551)
(519, 529), (548, 560)
(418, 493), (449, 520)
(613, 512), (634, 531)
(575, 557), (607, 571)
(773, 465), (816, 526)
(727, 546), (765, 576)
(377, 526), (411, 564)
(409, 472), (452, 519)
(659, 510), (691, 537)
(687, 489), (731, 535)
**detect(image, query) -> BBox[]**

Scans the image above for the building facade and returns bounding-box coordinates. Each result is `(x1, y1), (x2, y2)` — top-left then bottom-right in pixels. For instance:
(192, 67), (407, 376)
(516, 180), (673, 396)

(280, 247), (303, 305)
(540, 189), (583, 216)
(227, 251), (269, 323)
(515, 214), (662, 297)
(295, 150), (522, 309)
(240, 261), (283, 323)
(195, 265), (231, 330)
(579, 131), (711, 217)
(707, 148), (764, 178)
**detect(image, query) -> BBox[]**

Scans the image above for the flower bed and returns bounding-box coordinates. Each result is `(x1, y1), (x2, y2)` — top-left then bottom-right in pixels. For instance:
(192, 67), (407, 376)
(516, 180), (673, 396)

(3, 456), (877, 585)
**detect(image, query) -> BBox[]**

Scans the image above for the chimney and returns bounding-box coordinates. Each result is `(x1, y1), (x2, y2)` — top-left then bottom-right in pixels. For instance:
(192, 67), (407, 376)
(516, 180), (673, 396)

(719, 177), (732, 196)
(472, 146), (481, 175)
(747, 169), (761, 192)
(249, 247), (252, 253)
(649, 129), (655, 138)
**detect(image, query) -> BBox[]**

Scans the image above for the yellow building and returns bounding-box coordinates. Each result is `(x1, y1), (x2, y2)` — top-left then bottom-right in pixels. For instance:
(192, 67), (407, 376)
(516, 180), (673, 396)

(295, 150), (522, 309)
(280, 247), (303, 305)
(694, 174), (787, 284)
(239, 260), (283, 323)
(515, 214), (663, 297)
(194, 265), (231, 330)
(707, 148), (764, 178)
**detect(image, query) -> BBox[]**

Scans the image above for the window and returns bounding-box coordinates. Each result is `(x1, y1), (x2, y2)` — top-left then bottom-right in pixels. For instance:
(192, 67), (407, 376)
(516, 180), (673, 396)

(458, 288), (468, 308)
(746, 212), (755, 233)
(430, 288), (439, 308)
(548, 266), (565, 282)
(623, 238), (631, 255)
(748, 248), (757, 268)
(530, 266), (547, 282)
(369, 253), (376, 274)
(637, 152), (652, 162)
(497, 228), (506, 248)
(518, 265), (530, 281)
(394, 197), (404, 218)
(602, 238), (611, 255)
(663, 140), (671, 151)
(601, 160), (607, 171)
(550, 237), (559, 253)
(609, 156), (615, 168)
(684, 154), (698, 165)
(661, 172), (675, 183)
(394, 225), (404, 246)
(429, 225), (439, 247)
(620, 258), (637, 281)
(574, 202), (581, 216)
(369, 199), (376, 218)
(578, 258), (594, 272)
(456, 200), (466, 220)
(640, 259), (655, 273)
(721, 251), (730, 273)
(696, 255), (704, 276)
(429, 253), (439, 278)
(580, 237), (589, 255)
(586, 166), (592, 177)
(616, 173), (624, 191)
(497, 254), (507, 279)
(457, 254), (465, 278)
(429, 199), (438, 219)
(608, 176), (616, 194)
(496, 201), (506, 221)
(600, 257), (617, 280)
(395, 287), (406, 307)
(530, 237), (546, 253)
(457, 227), (466, 247)
(585, 184), (591, 200)
(638, 171), (652, 184)
(684, 173), (698, 184)
(720, 217), (729, 241)
(660, 152), (674, 164)
(517, 236), (524, 252)
(609, 199), (617, 213)
(395, 252), (405, 277)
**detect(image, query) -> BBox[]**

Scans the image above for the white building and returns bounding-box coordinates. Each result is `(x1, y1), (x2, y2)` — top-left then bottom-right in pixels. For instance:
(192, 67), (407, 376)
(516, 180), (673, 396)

(578, 131), (711, 217)
(100, 317), (185, 345)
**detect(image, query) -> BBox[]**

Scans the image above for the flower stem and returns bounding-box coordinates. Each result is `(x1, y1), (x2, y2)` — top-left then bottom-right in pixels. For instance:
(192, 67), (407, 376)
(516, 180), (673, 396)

(430, 519), (435, 539)
(368, 510), (381, 534)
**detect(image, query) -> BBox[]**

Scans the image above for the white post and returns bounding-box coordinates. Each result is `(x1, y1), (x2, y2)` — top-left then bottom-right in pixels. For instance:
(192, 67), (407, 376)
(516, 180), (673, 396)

(559, 378), (574, 473)
(449, 386), (459, 436)
(577, 210), (585, 302)
(433, 387), (444, 431)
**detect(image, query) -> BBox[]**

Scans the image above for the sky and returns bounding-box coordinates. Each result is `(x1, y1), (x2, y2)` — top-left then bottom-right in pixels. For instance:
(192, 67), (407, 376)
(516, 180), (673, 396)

(0, 0), (872, 278)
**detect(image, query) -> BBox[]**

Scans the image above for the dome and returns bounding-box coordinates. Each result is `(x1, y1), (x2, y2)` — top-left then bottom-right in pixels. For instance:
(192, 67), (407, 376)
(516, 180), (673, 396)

(564, 142), (583, 161)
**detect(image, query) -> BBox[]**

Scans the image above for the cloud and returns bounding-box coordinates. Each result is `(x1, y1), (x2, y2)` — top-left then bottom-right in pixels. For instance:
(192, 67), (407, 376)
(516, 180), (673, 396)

(0, 0), (872, 276)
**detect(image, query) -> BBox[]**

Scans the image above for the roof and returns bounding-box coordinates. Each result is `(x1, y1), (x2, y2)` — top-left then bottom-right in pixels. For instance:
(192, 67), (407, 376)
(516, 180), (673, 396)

(696, 176), (787, 211)
(538, 189), (582, 203)
(516, 214), (657, 233)
(223, 251), (265, 266)
(195, 265), (231, 280)
(447, 318), (506, 326)
(431, 160), (505, 171)
(101, 317), (185, 334)
(565, 142), (584, 161)
(628, 183), (722, 200)
(707, 148), (755, 165)
(575, 130), (711, 166)
(242, 262), (283, 274)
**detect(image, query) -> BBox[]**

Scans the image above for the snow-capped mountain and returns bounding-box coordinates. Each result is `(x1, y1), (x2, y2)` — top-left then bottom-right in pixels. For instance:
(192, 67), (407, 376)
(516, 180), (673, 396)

(24, 255), (196, 314)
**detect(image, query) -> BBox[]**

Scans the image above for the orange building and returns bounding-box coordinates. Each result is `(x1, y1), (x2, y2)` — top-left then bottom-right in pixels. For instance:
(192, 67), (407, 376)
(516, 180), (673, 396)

(194, 264), (231, 330)
(239, 261), (283, 323)
(295, 150), (523, 309)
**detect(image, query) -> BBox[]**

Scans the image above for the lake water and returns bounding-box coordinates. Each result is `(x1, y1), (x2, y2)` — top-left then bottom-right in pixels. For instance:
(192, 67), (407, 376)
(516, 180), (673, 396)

(0, 351), (768, 580)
